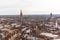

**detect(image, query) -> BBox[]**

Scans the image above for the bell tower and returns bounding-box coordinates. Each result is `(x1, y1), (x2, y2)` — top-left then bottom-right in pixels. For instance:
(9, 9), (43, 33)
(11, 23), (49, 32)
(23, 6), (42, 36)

(20, 10), (23, 23)
(20, 10), (23, 18)
(50, 12), (52, 18)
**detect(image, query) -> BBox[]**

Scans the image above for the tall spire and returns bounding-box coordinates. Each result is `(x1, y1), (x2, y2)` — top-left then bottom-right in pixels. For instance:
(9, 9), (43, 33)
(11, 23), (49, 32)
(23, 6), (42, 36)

(20, 10), (23, 17)
(50, 12), (52, 17)
(20, 10), (23, 23)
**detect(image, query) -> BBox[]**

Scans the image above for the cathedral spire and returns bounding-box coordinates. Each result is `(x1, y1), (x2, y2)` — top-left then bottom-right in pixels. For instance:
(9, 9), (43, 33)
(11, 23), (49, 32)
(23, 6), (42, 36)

(50, 12), (52, 17)
(20, 10), (23, 17)
(20, 10), (23, 23)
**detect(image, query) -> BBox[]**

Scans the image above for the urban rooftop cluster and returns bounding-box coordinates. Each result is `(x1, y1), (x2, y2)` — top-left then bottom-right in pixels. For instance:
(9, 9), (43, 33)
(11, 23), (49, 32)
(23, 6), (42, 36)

(0, 10), (60, 40)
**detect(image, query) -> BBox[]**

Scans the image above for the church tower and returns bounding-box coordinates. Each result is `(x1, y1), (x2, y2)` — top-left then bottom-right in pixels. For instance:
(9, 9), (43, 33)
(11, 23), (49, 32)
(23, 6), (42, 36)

(20, 10), (23, 23)
(20, 10), (23, 18)
(50, 12), (52, 18)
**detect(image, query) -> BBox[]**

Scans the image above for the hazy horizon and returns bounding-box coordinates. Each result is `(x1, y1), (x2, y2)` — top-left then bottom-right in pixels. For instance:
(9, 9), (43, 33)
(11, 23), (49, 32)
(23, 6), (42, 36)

(0, 13), (60, 15)
(0, 0), (60, 15)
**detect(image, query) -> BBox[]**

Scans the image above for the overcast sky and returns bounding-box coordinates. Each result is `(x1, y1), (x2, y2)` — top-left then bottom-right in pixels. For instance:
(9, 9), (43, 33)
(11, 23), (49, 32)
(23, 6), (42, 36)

(0, 0), (60, 15)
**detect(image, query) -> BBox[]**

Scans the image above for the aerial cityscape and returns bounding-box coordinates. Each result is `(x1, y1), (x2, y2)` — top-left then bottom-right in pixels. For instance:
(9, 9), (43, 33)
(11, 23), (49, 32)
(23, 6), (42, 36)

(0, 10), (60, 40)
(0, 0), (60, 40)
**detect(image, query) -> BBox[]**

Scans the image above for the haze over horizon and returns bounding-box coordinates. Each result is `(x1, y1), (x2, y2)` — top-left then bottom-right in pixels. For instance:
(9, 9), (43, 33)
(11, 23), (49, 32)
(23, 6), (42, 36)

(0, 0), (60, 15)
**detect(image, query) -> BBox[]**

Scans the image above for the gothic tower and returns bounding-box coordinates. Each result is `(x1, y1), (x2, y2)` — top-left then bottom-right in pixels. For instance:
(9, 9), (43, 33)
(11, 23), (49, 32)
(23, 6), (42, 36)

(20, 10), (23, 18)
(20, 10), (23, 23)
(50, 12), (52, 18)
